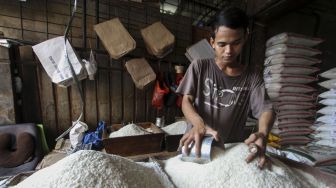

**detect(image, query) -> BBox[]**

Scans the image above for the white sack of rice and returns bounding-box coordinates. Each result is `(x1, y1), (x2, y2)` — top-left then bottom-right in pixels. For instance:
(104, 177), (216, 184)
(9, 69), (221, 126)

(15, 150), (173, 188)
(265, 43), (321, 57)
(277, 110), (316, 119)
(320, 67), (336, 79)
(109, 123), (150, 138)
(264, 54), (320, 66)
(319, 98), (336, 106)
(318, 106), (336, 115)
(317, 115), (336, 124)
(312, 124), (336, 132)
(265, 83), (316, 93)
(164, 143), (328, 188)
(268, 92), (316, 102)
(266, 32), (323, 47)
(319, 89), (336, 99)
(264, 74), (317, 84)
(162, 121), (188, 135)
(318, 79), (336, 89)
(264, 64), (319, 75)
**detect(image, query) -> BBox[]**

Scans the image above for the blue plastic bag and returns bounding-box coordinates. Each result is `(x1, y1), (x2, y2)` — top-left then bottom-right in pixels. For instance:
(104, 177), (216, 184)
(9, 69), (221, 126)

(82, 121), (105, 150)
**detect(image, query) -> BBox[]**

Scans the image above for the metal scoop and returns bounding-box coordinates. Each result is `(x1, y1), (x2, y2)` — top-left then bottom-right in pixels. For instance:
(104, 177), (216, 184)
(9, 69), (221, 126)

(180, 136), (218, 164)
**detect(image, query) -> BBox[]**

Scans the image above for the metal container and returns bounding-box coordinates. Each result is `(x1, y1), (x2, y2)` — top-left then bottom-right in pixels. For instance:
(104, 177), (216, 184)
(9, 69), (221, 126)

(180, 136), (215, 164)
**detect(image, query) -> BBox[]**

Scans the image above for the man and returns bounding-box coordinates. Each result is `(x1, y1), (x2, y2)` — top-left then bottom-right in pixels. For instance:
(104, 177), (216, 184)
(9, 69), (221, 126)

(176, 7), (275, 169)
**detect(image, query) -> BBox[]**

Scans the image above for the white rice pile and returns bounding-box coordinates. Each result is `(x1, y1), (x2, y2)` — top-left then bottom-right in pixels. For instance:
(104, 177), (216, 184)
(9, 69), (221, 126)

(164, 143), (329, 188)
(15, 150), (172, 188)
(162, 121), (188, 135)
(109, 123), (150, 138)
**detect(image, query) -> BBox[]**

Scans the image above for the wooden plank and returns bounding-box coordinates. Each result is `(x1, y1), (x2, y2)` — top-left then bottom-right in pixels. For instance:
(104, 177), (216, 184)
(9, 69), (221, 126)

(135, 86), (147, 123)
(48, 23), (67, 36)
(0, 62), (12, 91)
(110, 69), (122, 123)
(21, 0), (46, 11)
(84, 79), (98, 130)
(69, 82), (83, 125)
(0, 47), (9, 61)
(20, 63), (42, 123)
(0, 4), (20, 17)
(38, 64), (59, 146)
(0, 15), (21, 29)
(123, 68), (134, 123)
(96, 54), (110, 124)
(23, 30), (47, 43)
(55, 86), (71, 134)
(0, 27), (22, 41)
(22, 9), (47, 22)
(0, 61), (15, 124)
(22, 19), (47, 33)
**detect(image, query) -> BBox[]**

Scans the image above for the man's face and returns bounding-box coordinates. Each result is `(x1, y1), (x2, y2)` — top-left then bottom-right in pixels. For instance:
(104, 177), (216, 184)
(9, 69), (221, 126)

(210, 26), (246, 65)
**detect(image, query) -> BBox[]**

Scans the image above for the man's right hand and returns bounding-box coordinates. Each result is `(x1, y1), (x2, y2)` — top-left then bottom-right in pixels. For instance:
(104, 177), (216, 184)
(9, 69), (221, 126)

(179, 125), (219, 157)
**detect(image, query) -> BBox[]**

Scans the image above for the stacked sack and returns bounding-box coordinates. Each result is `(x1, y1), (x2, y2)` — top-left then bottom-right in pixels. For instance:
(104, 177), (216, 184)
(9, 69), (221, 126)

(311, 67), (336, 148)
(264, 32), (323, 147)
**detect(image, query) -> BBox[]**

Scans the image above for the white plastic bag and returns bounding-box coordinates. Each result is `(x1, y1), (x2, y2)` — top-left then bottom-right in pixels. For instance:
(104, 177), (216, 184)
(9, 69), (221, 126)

(69, 121), (88, 148)
(82, 50), (97, 80)
(32, 36), (87, 87)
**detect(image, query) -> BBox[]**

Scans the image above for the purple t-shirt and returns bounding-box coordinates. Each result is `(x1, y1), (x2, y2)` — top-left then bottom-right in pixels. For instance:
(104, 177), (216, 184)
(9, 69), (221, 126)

(176, 58), (273, 142)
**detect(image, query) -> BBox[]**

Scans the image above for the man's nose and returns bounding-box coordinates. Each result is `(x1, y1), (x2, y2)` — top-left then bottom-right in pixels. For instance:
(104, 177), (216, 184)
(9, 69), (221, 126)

(224, 44), (233, 54)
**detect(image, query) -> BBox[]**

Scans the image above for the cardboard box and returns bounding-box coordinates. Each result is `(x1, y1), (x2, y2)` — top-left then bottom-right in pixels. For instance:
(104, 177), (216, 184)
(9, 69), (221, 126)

(141, 22), (175, 58)
(185, 39), (215, 63)
(103, 122), (165, 156)
(94, 18), (136, 59)
(125, 58), (156, 89)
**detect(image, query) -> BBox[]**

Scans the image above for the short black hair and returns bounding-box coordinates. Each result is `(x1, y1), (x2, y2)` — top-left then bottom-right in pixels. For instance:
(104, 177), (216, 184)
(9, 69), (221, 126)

(211, 7), (249, 38)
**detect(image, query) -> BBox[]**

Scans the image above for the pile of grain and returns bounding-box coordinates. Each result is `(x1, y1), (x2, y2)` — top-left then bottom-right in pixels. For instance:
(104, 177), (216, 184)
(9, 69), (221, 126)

(109, 123), (150, 138)
(15, 150), (172, 188)
(164, 143), (328, 188)
(162, 121), (187, 135)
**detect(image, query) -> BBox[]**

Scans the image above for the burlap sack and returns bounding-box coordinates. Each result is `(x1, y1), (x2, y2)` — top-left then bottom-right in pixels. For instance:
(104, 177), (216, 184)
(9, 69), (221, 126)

(94, 18), (136, 59)
(141, 22), (175, 58)
(125, 58), (156, 89)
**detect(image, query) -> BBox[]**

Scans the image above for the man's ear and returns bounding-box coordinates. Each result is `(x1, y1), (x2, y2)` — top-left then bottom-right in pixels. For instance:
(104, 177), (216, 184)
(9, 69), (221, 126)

(210, 37), (215, 48)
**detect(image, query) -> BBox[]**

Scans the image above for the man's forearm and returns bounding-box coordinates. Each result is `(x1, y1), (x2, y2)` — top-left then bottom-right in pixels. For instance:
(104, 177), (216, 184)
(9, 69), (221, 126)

(182, 95), (206, 129)
(258, 111), (275, 137)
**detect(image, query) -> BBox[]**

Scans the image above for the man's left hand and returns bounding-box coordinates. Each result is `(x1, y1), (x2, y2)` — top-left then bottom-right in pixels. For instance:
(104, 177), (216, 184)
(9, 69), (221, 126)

(244, 132), (267, 169)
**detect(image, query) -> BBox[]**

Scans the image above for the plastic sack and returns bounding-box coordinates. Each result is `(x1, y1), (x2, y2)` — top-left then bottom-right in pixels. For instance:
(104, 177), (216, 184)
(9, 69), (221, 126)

(318, 89), (336, 99)
(264, 64), (319, 75)
(320, 67), (336, 79)
(69, 121), (88, 148)
(275, 102), (315, 110)
(268, 92), (316, 102)
(319, 99), (336, 106)
(82, 50), (97, 80)
(266, 83), (316, 93)
(264, 54), (321, 66)
(264, 74), (317, 84)
(276, 110), (316, 119)
(266, 32), (323, 47)
(316, 115), (336, 124)
(83, 121), (105, 150)
(318, 106), (336, 115)
(265, 44), (321, 57)
(32, 36), (87, 87)
(318, 79), (336, 89)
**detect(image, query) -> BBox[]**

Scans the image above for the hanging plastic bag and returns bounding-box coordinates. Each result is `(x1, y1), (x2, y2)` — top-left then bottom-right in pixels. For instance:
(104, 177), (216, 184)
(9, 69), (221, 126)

(82, 49), (97, 80)
(82, 121), (105, 150)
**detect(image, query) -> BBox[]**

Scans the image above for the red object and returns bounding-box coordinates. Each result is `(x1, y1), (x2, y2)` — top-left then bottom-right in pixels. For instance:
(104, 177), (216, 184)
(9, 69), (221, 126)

(152, 80), (170, 109)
